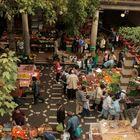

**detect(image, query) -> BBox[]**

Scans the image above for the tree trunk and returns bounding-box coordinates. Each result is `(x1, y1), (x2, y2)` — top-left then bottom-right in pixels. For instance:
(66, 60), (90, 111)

(90, 10), (99, 53)
(7, 18), (16, 51)
(22, 13), (30, 55)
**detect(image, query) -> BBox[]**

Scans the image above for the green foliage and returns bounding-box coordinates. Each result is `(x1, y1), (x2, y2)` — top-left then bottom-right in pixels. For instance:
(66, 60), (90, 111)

(0, 0), (48, 20)
(15, 0), (47, 14)
(86, 0), (100, 19)
(0, 51), (19, 116)
(108, 83), (120, 94)
(63, 0), (88, 35)
(128, 90), (139, 97)
(119, 27), (140, 44)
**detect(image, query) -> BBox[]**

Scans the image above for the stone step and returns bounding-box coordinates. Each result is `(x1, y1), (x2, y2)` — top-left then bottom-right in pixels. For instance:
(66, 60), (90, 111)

(121, 68), (132, 76)
(124, 59), (134, 67)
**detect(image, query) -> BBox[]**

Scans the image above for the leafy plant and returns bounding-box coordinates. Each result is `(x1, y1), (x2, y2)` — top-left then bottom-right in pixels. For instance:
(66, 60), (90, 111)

(0, 51), (19, 116)
(119, 27), (140, 44)
(128, 80), (138, 88)
(108, 83), (120, 94)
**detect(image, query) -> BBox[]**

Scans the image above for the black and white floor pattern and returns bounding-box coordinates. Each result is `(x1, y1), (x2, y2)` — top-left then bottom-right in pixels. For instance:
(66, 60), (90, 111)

(0, 65), (132, 139)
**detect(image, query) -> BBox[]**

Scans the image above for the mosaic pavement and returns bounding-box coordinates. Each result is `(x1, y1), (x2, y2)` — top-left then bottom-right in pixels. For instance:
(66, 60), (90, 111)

(0, 64), (134, 139)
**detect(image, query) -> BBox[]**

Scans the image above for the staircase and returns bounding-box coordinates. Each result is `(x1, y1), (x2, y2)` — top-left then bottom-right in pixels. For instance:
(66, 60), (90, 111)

(120, 52), (135, 90)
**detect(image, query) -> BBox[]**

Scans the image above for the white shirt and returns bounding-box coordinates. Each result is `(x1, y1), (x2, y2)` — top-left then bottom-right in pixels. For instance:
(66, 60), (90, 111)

(77, 60), (82, 68)
(103, 96), (112, 110)
(83, 100), (90, 110)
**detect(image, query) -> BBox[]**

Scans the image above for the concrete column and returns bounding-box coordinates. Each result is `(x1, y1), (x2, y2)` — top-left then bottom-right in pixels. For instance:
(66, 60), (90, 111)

(22, 13), (30, 55)
(90, 10), (99, 52)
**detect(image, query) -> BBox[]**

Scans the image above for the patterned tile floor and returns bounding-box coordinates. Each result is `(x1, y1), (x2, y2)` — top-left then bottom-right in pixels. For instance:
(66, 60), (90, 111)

(0, 64), (133, 140)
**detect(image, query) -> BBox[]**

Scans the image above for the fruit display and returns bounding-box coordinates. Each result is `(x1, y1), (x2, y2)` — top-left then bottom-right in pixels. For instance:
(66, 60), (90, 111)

(1, 124), (53, 139)
(17, 65), (40, 88)
(18, 72), (31, 80)
(19, 80), (31, 87)
(79, 68), (121, 94)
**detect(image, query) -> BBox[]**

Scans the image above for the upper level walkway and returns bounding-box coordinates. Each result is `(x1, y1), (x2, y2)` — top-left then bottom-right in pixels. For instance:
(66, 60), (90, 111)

(100, 0), (140, 11)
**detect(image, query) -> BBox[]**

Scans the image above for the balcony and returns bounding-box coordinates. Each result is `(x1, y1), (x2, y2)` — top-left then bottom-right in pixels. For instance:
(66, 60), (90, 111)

(100, 0), (140, 11)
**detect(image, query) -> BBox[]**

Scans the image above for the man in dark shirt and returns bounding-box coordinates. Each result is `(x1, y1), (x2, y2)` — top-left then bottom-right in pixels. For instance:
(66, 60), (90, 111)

(32, 77), (44, 104)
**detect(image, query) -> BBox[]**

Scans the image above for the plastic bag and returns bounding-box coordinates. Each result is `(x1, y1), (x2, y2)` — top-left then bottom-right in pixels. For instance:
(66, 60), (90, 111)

(74, 126), (82, 138)
(61, 132), (70, 140)
(131, 118), (137, 127)
(56, 123), (64, 132)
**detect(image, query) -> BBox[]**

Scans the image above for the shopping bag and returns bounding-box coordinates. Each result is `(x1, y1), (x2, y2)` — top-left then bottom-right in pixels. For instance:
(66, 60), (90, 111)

(56, 123), (64, 132)
(74, 126), (82, 138)
(61, 131), (70, 140)
(94, 98), (101, 105)
(131, 118), (137, 127)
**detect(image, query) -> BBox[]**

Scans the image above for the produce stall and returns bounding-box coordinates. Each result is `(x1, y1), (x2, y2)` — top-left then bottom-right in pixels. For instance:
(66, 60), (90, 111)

(0, 123), (57, 139)
(79, 68), (121, 95)
(30, 36), (54, 51)
(16, 65), (40, 96)
(89, 120), (140, 140)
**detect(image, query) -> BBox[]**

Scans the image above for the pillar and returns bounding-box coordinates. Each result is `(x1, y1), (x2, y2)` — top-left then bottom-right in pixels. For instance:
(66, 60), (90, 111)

(22, 13), (30, 55)
(90, 10), (99, 52)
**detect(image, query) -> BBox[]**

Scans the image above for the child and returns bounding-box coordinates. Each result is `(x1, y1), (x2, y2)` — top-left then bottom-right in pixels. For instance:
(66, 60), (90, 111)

(81, 95), (90, 117)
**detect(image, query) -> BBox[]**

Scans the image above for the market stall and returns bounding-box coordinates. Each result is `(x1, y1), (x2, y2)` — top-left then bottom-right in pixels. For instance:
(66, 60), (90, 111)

(89, 120), (140, 140)
(30, 35), (54, 51)
(79, 68), (121, 95)
(16, 65), (40, 97)
(0, 123), (58, 139)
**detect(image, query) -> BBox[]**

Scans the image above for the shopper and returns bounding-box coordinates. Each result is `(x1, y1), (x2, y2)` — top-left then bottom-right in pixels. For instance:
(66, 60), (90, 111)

(103, 51), (110, 63)
(100, 35), (106, 52)
(56, 102), (65, 129)
(119, 89), (127, 113)
(93, 84), (105, 112)
(67, 69), (79, 100)
(109, 96), (121, 120)
(98, 92), (113, 119)
(12, 106), (25, 126)
(61, 68), (69, 94)
(76, 86), (87, 114)
(81, 95), (90, 117)
(32, 77), (44, 104)
(55, 58), (61, 83)
(66, 112), (80, 140)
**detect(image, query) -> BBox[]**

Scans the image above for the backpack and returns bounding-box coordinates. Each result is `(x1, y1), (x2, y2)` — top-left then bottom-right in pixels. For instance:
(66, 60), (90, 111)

(61, 73), (67, 82)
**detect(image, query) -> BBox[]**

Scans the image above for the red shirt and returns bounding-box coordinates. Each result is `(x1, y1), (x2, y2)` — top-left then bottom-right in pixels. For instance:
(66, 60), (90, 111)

(56, 62), (61, 73)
